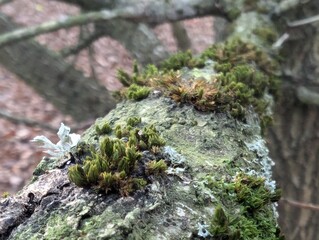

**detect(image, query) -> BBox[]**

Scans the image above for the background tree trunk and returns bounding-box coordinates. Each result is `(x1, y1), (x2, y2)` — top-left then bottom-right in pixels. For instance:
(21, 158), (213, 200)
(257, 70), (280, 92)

(267, 1), (319, 239)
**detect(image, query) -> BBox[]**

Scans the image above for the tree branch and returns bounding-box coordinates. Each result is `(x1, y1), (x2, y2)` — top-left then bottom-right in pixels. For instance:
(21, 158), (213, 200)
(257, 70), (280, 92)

(0, 109), (58, 132)
(281, 198), (319, 211)
(0, 0), (224, 48)
(60, 31), (103, 57)
(0, 109), (93, 133)
(288, 14), (319, 27)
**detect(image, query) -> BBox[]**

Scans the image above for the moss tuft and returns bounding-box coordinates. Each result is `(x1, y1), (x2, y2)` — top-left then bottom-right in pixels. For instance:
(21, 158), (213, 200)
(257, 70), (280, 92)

(116, 38), (280, 130)
(206, 173), (283, 239)
(95, 121), (112, 135)
(146, 159), (168, 176)
(126, 84), (150, 101)
(68, 119), (167, 196)
(253, 27), (278, 44)
(1, 191), (9, 198)
(160, 50), (205, 71)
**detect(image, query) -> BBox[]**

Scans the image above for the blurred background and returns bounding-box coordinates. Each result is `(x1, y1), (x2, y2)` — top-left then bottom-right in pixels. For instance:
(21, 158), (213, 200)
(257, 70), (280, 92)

(0, 0), (214, 194)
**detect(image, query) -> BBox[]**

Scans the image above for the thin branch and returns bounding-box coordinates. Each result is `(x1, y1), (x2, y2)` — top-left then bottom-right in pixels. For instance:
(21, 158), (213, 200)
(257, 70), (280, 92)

(0, 109), (57, 132)
(0, 0), (222, 48)
(83, 24), (98, 80)
(288, 14), (319, 27)
(0, 10), (118, 48)
(272, 33), (289, 49)
(88, 43), (98, 80)
(281, 198), (319, 211)
(0, 109), (93, 133)
(60, 31), (102, 57)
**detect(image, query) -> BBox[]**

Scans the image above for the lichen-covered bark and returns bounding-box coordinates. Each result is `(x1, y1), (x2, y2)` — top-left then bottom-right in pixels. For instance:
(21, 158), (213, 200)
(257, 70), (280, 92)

(0, 62), (281, 239)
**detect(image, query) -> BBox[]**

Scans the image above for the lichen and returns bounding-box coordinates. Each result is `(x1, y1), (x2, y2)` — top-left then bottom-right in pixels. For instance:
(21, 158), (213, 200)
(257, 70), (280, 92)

(68, 118), (167, 196)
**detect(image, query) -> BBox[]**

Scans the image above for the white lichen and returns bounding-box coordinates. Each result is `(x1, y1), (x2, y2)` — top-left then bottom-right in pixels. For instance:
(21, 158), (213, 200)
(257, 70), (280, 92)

(245, 138), (276, 192)
(197, 222), (211, 238)
(31, 123), (80, 158)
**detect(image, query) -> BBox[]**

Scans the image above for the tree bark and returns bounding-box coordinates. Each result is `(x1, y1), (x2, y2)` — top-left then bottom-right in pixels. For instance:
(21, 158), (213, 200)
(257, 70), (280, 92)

(266, 1), (319, 239)
(0, 64), (281, 239)
(0, 14), (115, 121)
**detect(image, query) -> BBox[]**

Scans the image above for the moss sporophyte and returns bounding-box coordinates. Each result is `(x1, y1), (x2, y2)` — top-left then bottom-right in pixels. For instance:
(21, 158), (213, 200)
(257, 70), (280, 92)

(116, 38), (280, 130)
(68, 117), (168, 196)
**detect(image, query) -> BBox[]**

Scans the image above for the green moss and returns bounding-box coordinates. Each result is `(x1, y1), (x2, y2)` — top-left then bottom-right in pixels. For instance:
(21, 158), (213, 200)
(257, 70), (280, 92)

(160, 50), (205, 71)
(205, 173), (283, 239)
(68, 119), (167, 196)
(1, 191), (9, 198)
(116, 38), (280, 130)
(95, 121), (112, 135)
(253, 27), (277, 44)
(146, 159), (168, 176)
(126, 84), (150, 101)
(126, 116), (141, 127)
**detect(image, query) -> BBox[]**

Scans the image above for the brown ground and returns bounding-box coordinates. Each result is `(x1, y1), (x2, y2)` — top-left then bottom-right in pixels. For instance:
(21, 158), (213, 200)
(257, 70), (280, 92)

(0, 0), (214, 195)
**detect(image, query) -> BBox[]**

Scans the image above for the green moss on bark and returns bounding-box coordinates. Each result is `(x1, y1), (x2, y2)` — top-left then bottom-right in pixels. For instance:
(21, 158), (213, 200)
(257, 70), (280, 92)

(206, 173), (283, 239)
(117, 38), (279, 131)
(68, 118), (166, 196)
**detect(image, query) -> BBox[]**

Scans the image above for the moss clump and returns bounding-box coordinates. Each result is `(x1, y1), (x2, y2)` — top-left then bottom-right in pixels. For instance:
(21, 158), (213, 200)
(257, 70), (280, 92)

(68, 118), (166, 196)
(160, 50), (205, 71)
(126, 84), (150, 101)
(126, 116), (141, 127)
(205, 173), (283, 239)
(146, 159), (168, 176)
(95, 122), (112, 135)
(116, 38), (280, 129)
(1, 191), (9, 198)
(253, 27), (278, 44)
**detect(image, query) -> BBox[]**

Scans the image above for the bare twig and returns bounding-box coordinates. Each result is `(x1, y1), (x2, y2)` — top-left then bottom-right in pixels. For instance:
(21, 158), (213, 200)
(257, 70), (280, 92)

(288, 14), (319, 27)
(272, 33), (289, 49)
(0, 110), (57, 132)
(60, 31), (102, 57)
(281, 198), (319, 211)
(0, 10), (118, 48)
(0, 0), (222, 48)
(0, 110), (93, 133)
(83, 24), (98, 80)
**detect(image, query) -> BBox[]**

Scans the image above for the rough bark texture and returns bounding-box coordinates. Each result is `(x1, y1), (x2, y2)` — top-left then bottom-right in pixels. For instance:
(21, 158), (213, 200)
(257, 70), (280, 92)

(267, 1), (319, 239)
(0, 14), (115, 121)
(0, 64), (280, 239)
